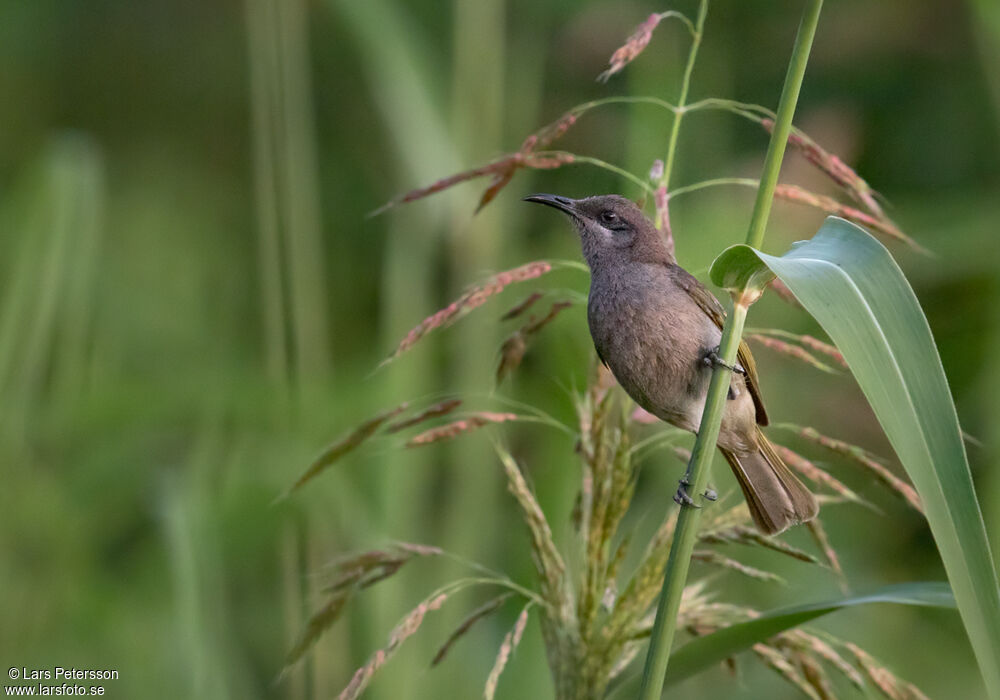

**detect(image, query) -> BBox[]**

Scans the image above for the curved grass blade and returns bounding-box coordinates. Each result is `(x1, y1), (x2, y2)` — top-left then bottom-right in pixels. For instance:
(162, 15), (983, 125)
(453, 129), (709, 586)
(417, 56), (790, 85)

(664, 582), (955, 687)
(710, 217), (1000, 697)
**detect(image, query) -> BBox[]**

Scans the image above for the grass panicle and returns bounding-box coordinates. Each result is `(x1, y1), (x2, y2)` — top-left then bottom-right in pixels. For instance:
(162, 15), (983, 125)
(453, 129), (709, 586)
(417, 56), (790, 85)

(795, 334), (846, 367)
(773, 443), (870, 507)
(780, 424), (923, 513)
(747, 333), (839, 373)
(792, 630), (865, 688)
(501, 291), (544, 321)
(431, 593), (514, 667)
(653, 185), (675, 257)
(406, 412), (520, 447)
(496, 300), (573, 384)
(287, 402), (409, 494)
(768, 278), (803, 307)
(691, 550), (786, 584)
(386, 398), (462, 433)
(285, 543), (442, 670)
(484, 603), (533, 700)
(806, 519), (848, 593)
(597, 12), (694, 83)
(496, 333), (528, 386)
(774, 183), (921, 251)
(382, 261), (553, 365)
(493, 443), (570, 617)
(371, 112), (580, 217)
(761, 117), (886, 220)
(754, 642), (822, 700)
(338, 591), (452, 700)
(698, 525), (820, 565)
(799, 653), (837, 700)
(284, 592), (351, 673)
(846, 643), (932, 700)
(750, 328), (847, 368)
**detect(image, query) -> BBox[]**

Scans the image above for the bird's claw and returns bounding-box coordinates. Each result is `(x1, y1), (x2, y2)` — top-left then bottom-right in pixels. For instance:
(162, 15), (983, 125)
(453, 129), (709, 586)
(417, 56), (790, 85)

(674, 477), (701, 508)
(703, 347), (746, 376)
(674, 477), (718, 507)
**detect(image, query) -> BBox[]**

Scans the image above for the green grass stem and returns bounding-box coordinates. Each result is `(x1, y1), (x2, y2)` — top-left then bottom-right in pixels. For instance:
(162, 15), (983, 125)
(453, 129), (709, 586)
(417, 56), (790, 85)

(637, 2), (824, 698)
(658, 0), (708, 193)
(744, 0), (824, 250)
(636, 302), (748, 700)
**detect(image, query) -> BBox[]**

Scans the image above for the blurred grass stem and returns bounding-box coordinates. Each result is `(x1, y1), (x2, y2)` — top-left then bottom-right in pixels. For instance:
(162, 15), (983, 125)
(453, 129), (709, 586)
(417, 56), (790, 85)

(657, 0), (707, 194)
(246, 0), (330, 406)
(246, 0), (329, 696)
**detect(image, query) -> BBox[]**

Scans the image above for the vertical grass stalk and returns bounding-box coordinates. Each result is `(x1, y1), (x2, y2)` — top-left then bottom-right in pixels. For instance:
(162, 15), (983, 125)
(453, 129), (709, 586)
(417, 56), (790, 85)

(637, 2), (823, 697)
(745, 0), (824, 249)
(274, 0), (331, 389)
(246, 0), (290, 407)
(658, 0), (708, 193)
(636, 303), (748, 699)
(245, 0), (330, 404)
(245, 0), (328, 695)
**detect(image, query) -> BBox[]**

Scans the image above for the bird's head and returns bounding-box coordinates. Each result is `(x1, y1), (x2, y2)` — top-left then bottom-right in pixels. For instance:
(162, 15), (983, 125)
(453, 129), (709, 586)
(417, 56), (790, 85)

(523, 193), (671, 269)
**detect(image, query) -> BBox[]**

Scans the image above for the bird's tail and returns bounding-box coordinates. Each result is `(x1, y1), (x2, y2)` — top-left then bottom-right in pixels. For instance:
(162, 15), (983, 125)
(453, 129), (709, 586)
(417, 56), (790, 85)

(719, 428), (819, 535)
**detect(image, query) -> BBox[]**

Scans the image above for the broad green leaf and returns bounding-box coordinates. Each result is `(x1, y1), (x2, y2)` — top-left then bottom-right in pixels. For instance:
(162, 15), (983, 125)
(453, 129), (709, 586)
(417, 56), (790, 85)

(709, 217), (1000, 697)
(711, 244), (775, 298)
(665, 582), (956, 686)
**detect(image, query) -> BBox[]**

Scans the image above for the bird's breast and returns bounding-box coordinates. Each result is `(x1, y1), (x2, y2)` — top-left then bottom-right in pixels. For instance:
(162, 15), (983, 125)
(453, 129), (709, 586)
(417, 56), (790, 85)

(587, 266), (720, 429)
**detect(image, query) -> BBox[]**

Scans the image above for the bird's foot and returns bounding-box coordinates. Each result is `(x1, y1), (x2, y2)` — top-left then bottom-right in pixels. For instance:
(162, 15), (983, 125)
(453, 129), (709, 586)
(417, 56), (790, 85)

(673, 476), (701, 508)
(703, 485), (718, 501)
(703, 346), (746, 376)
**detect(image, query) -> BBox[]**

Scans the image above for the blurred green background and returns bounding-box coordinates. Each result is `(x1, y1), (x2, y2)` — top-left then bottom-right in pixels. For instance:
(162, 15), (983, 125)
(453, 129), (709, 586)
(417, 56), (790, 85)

(1, 0), (998, 698)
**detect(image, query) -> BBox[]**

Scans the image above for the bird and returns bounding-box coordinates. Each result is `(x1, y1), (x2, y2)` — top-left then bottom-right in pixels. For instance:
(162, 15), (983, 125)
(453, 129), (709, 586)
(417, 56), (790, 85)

(524, 193), (818, 535)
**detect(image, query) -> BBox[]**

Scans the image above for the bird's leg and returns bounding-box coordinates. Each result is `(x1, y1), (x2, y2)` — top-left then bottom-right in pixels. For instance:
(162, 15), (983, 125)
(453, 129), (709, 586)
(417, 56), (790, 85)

(674, 476), (718, 506)
(703, 346), (746, 375)
(673, 475), (700, 508)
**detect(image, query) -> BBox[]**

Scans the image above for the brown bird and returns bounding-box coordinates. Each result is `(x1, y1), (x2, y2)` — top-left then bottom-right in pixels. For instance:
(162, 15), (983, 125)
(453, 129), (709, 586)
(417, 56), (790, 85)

(525, 193), (818, 535)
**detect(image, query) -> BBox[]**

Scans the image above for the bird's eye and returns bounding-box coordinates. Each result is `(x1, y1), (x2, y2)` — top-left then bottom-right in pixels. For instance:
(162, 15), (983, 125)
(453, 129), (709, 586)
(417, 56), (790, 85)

(600, 211), (618, 224)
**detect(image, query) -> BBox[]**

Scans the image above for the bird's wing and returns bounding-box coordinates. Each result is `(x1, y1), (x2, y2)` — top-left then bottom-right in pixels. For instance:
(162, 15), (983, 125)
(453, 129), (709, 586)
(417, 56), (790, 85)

(671, 264), (769, 426)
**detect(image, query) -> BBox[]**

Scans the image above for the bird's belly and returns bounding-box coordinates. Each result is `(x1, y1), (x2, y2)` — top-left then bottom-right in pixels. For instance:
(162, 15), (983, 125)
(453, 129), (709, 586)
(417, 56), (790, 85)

(588, 290), (719, 432)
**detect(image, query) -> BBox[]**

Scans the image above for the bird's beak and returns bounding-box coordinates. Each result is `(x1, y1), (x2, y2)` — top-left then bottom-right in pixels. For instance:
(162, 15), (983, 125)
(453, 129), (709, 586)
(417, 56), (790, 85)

(523, 193), (579, 217)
